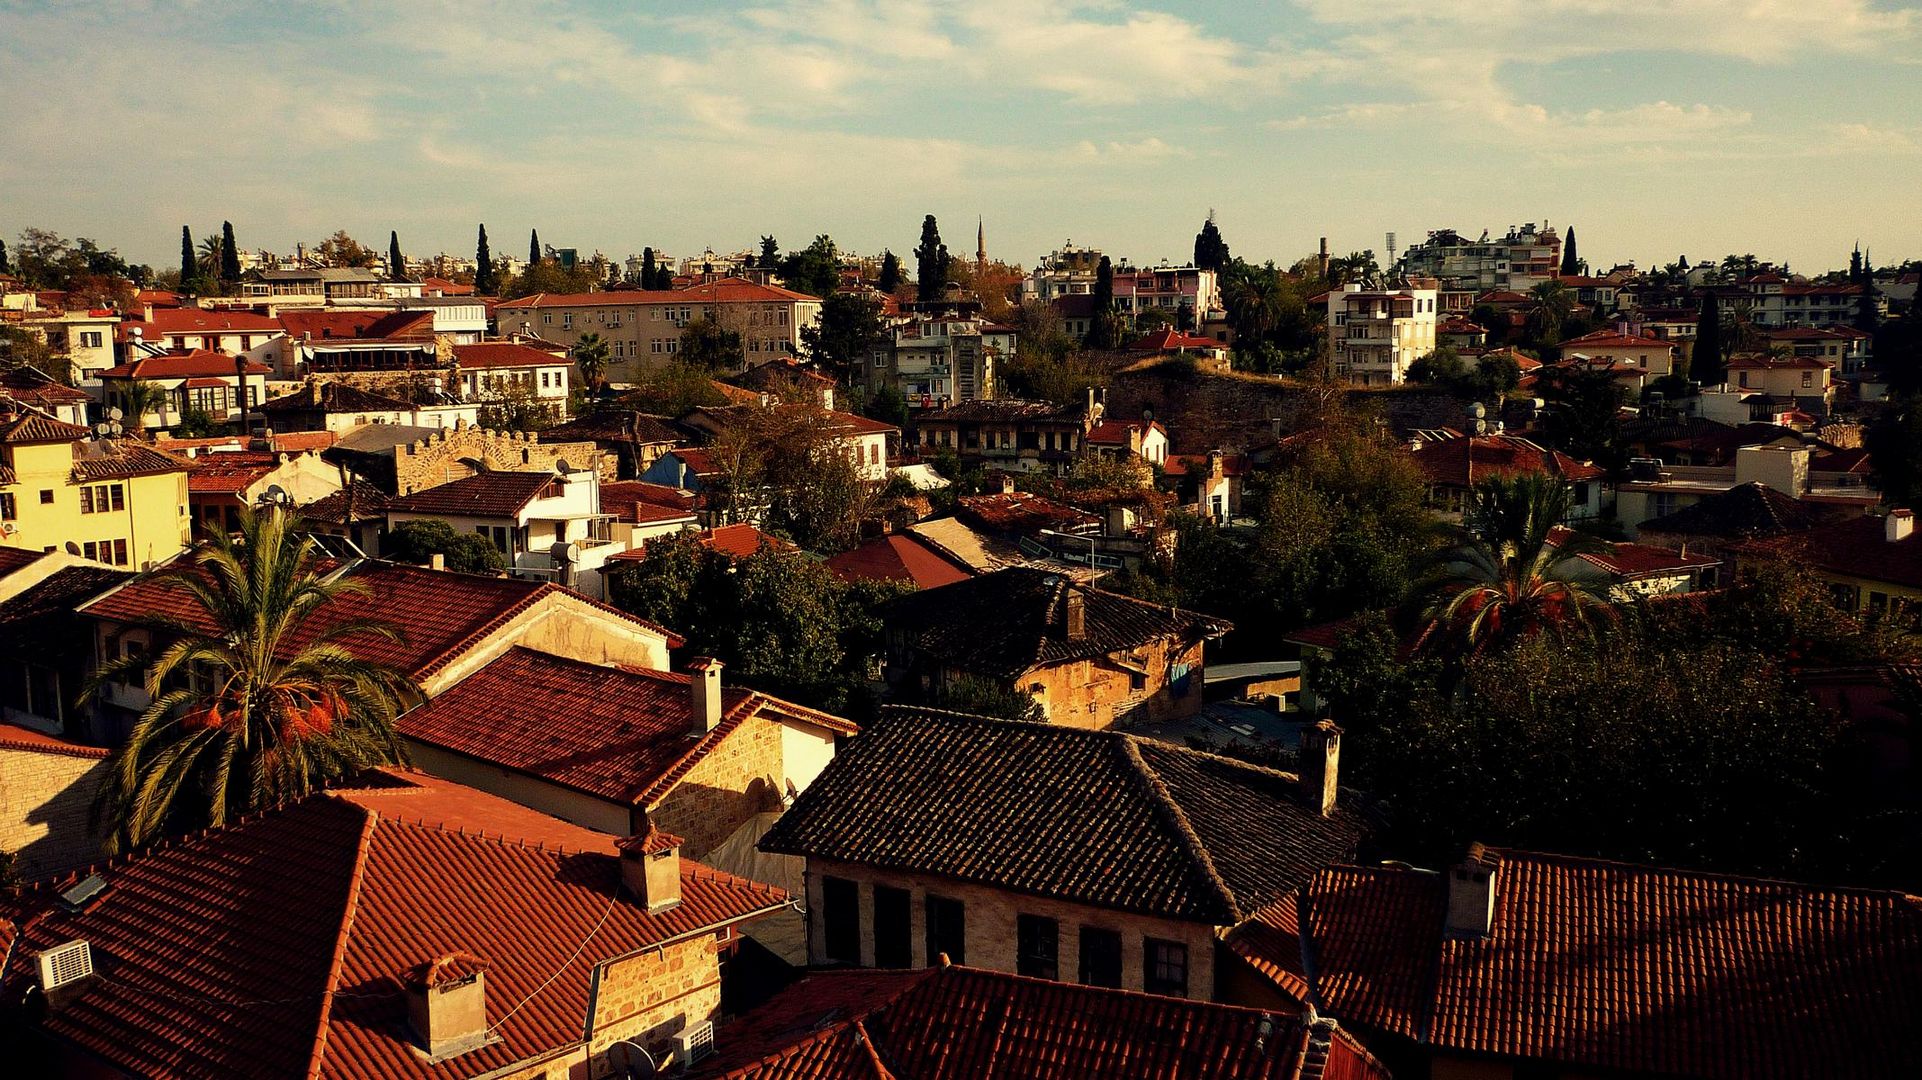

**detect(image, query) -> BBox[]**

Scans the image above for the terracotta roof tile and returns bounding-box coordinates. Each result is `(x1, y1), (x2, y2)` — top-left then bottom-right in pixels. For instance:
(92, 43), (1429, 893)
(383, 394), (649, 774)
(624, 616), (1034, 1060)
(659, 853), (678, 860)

(397, 646), (853, 807)
(386, 470), (561, 518)
(98, 350), (272, 379)
(1230, 850), (1922, 1078)
(0, 408), (89, 444)
(0, 720), (110, 759)
(256, 381), (415, 415)
(761, 707), (1364, 924)
(495, 277), (820, 309)
(72, 441), (195, 480)
(452, 341), (568, 370)
(824, 534), (973, 589)
(0, 772), (789, 1080)
(700, 524), (797, 559)
(699, 965), (1390, 1080)
(279, 309), (435, 343)
(1742, 514), (1922, 590)
(955, 491), (1099, 533)
(1411, 434), (1604, 487)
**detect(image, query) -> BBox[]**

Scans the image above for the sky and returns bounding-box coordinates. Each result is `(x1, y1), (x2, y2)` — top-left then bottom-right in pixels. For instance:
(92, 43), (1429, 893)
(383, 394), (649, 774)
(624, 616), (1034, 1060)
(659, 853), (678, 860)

(2, 0), (1919, 277)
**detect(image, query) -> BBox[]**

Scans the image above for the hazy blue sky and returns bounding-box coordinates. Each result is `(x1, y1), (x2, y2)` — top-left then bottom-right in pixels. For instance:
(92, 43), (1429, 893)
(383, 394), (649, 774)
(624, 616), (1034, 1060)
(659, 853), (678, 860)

(3, 1), (1918, 275)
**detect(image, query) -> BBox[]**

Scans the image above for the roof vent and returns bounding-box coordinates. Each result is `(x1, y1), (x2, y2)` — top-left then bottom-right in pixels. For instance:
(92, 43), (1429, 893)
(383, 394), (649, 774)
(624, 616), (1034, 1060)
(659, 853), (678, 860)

(38, 940), (94, 991)
(58, 873), (108, 914)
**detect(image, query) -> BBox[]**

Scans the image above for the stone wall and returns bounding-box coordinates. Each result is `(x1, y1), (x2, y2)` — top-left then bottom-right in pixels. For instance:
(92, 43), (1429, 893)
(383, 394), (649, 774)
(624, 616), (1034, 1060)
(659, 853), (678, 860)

(391, 424), (604, 495)
(652, 715), (785, 860)
(1020, 635), (1207, 729)
(0, 744), (111, 882)
(584, 934), (723, 1076)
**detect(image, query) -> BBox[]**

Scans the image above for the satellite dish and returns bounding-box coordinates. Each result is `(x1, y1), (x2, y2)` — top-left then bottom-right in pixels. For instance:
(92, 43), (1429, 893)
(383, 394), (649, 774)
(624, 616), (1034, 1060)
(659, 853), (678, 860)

(555, 459), (574, 476)
(65, 541), (81, 556)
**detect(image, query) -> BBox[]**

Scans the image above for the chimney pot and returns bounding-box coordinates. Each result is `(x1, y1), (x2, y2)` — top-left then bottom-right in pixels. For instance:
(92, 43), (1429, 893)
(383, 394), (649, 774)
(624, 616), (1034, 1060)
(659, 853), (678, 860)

(689, 656), (723, 734)
(1061, 584), (1086, 642)
(405, 953), (489, 1060)
(618, 828), (683, 912)
(1888, 509), (1913, 544)
(1445, 848), (1499, 938)
(1299, 720), (1341, 817)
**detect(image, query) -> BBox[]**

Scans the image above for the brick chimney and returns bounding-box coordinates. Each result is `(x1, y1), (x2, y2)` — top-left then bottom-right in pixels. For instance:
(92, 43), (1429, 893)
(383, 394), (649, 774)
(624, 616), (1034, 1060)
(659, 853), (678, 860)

(1888, 509), (1913, 543)
(1298, 720), (1341, 817)
(405, 953), (490, 1060)
(689, 656), (723, 734)
(617, 828), (683, 913)
(1445, 846), (1499, 939)
(1060, 583), (1086, 642)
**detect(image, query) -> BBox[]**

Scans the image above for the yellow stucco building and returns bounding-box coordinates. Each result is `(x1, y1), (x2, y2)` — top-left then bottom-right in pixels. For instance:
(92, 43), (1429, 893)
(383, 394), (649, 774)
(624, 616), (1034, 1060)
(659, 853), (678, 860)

(0, 409), (192, 568)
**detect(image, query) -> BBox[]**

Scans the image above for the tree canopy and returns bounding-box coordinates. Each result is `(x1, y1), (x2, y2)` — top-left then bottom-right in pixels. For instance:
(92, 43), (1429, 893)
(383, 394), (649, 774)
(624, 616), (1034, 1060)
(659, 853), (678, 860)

(914, 215), (951, 303)
(474, 224), (498, 295)
(1192, 212), (1230, 271)
(383, 518), (508, 574)
(801, 291), (886, 379)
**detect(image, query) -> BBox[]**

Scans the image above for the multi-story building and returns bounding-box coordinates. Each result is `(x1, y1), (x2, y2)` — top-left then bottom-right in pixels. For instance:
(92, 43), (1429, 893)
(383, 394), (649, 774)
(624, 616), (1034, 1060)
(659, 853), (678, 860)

(239, 266), (385, 305)
(1021, 246), (1221, 324)
(1396, 223), (1563, 292)
(1725, 273), (1876, 328)
(912, 396), (1099, 473)
(865, 316), (1014, 410)
(12, 308), (120, 385)
(494, 277), (822, 381)
(451, 340), (572, 408)
(0, 408), (192, 568)
(1763, 325), (1871, 375)
(97, 350), (272, 431)
(1326, 280), (1439, 385)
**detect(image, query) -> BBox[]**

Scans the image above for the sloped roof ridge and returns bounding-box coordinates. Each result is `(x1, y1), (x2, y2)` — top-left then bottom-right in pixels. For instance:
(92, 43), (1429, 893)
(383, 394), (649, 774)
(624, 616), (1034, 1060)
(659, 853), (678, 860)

(628, 691), (766, 807)
(304, 807), (379, 1080)
(1118, 736), (1242, 922)
(1488, 845), (1922, 902)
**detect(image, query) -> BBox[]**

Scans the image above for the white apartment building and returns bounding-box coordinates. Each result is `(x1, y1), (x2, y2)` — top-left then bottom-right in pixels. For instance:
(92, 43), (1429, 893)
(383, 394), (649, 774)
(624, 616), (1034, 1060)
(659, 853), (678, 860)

(1326, 281), (1439, 386)
(866, 317), (1014, 410)
(1396, 224), (1563, 293)
(1021, 246), (1221, 322)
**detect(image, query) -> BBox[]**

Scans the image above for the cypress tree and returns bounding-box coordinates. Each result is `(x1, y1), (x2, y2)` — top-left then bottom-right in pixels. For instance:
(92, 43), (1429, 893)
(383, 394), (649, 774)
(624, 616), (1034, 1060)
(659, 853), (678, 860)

(180, 226), (197, 293)
(1857, 252), (1880, 334)
(220, 221), (241, 285)
(474, 225), (496, 295)
(642, 248), (656, 288)
(1192, 213), (1229, 272)
(1087, 256), (1117, 348)
(878, 250), (902, 293)
(388, 231), (405, 281)
(914, 215), (950, 303)
(1560, 227), (1580, 277)
(0, 238), (11, 273)
(529, 229), (541, 266)
(1693, 289), (1725, 389)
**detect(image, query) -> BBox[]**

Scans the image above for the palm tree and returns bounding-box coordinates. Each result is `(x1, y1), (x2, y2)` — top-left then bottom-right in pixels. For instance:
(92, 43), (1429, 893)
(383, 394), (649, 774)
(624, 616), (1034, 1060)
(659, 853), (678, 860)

(196, 234), (224, 278)
(88, 506), (418, 852)
(1420, 474), (1614, 656)
(117, 378), (168, 434)
(1525, 281), (1574, 346)
(573, 331), (610, 392)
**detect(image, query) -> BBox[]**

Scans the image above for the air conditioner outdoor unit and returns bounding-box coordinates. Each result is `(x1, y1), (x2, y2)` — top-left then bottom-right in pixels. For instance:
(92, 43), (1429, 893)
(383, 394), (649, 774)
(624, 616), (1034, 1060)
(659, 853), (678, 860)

(674, 1020), (715, 1066)
(38, 939), (93, 991)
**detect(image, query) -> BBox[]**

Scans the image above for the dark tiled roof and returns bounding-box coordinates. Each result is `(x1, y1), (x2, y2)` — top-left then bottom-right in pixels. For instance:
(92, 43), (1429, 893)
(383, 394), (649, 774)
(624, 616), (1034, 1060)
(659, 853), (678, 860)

(956, 491), (1099, 533)
(1412, 434), (1604, 487)
(920, 399), (1084, 424)
(385, 470), (558, 517)
(98, 350), (272, 379)
(540, 410), (686, 445)
(0, 408), (89, 444)
(0, 563), (131, 663)
(397, 647), (854, 807)
(0, 547), (44, 579)
(1743, 514), (1922, 590)
(256, 380), (415, 414)
(697, 965), (1390, 1080)
(760, 707), (1365, 924)
(882, 568), (1229, 678)
(1639, 482), (1854, 540)
(297, 480), (392, 525)
(1227, 849), (1922, 1079)
(71, 441), (195, 479)
(0, 771), (788, 1080)
(0, 365), (89, 404)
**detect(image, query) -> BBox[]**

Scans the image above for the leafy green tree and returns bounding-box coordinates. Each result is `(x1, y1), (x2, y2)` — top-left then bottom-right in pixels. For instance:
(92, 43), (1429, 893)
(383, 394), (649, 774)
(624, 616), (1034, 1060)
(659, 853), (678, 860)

(572, 331), (611, 391)
(1535, 364), (1627, 468)
(220, 221), (242, 285)
(641, 248), (657, 288)
(474, 225), (497, 295)
(1693, 289), (1726, 388)
(383, 518), (508, 574)
(1524, 281), (1574, 349)
(87, 507), (418, 852)
(315, 230), (378, 268)
(529, 228), (541, 266)
(1868, 396), (1922, 506)
(1420, 475), (1613, 657)
(877, 249), (902, 293)
(759, 235), (779, 267)
(801, 291), (885, 378)
(929, 674), (1044, 723)
(864, 385), (908, 427)
(387, 230), (404, 280)
(620, 359), (726, 416)
(118, 379), (168, 434)
(1326, 250), (1379, 286)
(914, 215), (950, 303)
(778, 234), (840, 298)
(680, 315), (744, 370)
(1559, 226), (1580, 277)
(502, 258), (602, 299)
(1193, 212), (1230, 271)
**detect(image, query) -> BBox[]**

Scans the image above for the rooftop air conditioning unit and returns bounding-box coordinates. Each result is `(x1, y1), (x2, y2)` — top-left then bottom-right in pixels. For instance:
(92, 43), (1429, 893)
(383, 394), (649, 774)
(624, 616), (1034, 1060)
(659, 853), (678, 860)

(675, 1020), (715, 1066)
(38, 940), (93, 991)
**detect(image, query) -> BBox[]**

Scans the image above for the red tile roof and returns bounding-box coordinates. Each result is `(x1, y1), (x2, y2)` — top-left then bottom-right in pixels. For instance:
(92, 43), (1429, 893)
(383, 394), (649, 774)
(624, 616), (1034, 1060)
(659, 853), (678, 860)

(1228, 848), (1922, 1079)
(1126, 327), (1219, 351)
(495, 276), (821, 309)
(602, 480), (699, 512)
(99, 349), (272, 379)
(1547, 526), (1720, 579)
(385, 471), (561, 518)
(0, 408), (89, 445)
(700, 523), (798, 559)
(1164, 452), (1250, 478)
(279, 309), (436, 342)
(119, 307), (281, 340)
(956, 491), (1099, 533)
(1726, 353), (1832, 371)
(698, 965), (1390, 1080)
(77, 558), (679, 678)
(1411, 435), (1604, 487)
(0, 721), (109, 760)
(0, 771), (788, 1080)
(419, 276), (475, 296)
(824, 534), (974, 589)
(1742, 514), (1922, 590)
(185, 451), (283, 495)
(1083, 419), (1167, 446)
(452, 341), (568, 370)
(71, 441), (195, 480)
(397, 647), (853, 807)
(1560, 329), (1673, 351)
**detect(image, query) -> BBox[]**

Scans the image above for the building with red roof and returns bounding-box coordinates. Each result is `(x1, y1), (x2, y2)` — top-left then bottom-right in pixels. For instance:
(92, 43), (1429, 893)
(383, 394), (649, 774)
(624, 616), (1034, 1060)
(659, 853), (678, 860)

(275, 308), (440, 378)
(1083, 417), (1169, 466)
(694, 963), (1390, 1080)
(115, 305), (282, 359)
(1409, 434), (1605, 520)
(1558, 327), (1680, 378)
(1726, 352), (1835, 402)
(97, 350), (272, 431)
(493, 277), (823, 380)
(698, 523), (797, 560)
(451, 340), (572, 407)
(1223, 845), (1922, 1079)
(0, 770), (791, 1079)
(180, 446), (342, 535)
(824, 533), (974, 590)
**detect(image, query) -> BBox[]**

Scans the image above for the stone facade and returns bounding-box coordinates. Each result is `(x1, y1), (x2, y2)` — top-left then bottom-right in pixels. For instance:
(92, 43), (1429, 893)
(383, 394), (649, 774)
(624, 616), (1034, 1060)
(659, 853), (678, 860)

(651, 714), (785, 858)
(389, 425), (608, 496)
(582, 934), (724, 1077)
(1015, 635), (1207, 729)
(0, 742), (111, 882)
(802, 855), (1220, 1002)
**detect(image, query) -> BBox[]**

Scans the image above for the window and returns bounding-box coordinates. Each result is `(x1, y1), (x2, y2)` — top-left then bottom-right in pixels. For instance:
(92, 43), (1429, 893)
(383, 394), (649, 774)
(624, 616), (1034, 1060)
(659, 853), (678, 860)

(873, 885), (912, 968)
(1016, 915), (1058, 980)
(822, 876), (861, 964)
(1802, 371), (1814, 389)
(542, 313), (552, 326)
(0, 493), (13, 520)
(1144, 938), (1188, 997)
(924, 894), (965, 965)
(1079, 927), (1122, 988)
(562, 314), (574, 330)
(113, 539), (127, 566)
(80, 331), (102, 349)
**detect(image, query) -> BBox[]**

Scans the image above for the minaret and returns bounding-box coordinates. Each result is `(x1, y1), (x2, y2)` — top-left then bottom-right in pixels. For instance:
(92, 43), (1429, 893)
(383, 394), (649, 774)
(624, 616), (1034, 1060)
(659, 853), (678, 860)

(977, 217), (987, 275)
